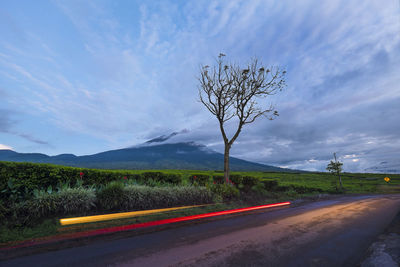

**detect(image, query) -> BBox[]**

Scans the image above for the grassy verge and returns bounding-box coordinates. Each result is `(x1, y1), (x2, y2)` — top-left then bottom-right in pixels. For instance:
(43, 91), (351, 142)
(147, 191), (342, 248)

(0, 194), (297, 245)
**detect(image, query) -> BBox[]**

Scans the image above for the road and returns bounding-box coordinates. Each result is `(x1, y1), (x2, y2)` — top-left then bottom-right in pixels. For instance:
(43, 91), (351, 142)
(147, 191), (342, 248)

(2, 195), (400, 267)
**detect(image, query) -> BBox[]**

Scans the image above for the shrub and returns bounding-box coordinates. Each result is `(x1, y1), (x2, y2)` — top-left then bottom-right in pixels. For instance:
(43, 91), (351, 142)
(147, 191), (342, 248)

(284, 188), (298, 198)
(210, 184), (240, 201)
(261, 179), (279, 191)
(275, 185), (322, 194)
(14, 187), (97, 223)
(213, 175), (225, 184)
(1, 178), (32, 204)
(96, 181), (125, 210)
(28, 192), (58, 219)
(141, 172), (182, 185)
(0, 200), (9, 223)
(229, 175), (243, 187)
(55, 188), (96, 214)
(122, 185), (213, 211)
(163, 174), (182, 185)
(175, 186), (213, 205)
(241, 176), (261, 192)
(190, 174), (210, 186)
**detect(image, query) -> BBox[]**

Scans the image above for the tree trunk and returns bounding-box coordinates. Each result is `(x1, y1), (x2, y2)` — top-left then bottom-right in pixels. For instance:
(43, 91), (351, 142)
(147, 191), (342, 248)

(334, 153), (343, 190)
(224, 144), (230, 183)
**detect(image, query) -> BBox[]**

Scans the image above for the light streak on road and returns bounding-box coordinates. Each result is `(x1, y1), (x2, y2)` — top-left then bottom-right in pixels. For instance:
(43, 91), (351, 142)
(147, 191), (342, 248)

(60, 204), (211, 225)
(80, 201), (291, 236)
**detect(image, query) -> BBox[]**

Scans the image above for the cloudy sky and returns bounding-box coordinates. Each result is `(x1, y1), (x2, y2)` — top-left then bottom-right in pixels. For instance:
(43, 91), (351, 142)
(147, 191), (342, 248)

(1, 0), (399, 173)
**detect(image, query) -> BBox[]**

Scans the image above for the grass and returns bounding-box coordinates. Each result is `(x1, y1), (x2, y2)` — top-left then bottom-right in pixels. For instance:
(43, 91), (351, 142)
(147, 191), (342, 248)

(0, 219), (59, 245)
(137, 170), (400, 194)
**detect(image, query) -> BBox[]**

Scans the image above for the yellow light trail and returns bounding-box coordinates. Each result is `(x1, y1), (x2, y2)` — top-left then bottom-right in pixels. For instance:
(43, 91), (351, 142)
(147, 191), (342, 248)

(60, 204), (211, 226)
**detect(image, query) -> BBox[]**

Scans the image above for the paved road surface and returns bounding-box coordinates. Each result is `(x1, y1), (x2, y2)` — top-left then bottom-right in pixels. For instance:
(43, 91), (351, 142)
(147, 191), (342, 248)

(2, 195), (399, 267)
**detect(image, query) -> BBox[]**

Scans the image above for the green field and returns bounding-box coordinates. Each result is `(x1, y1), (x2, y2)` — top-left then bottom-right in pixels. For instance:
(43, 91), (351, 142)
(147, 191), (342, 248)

(111, 169), (400, 194)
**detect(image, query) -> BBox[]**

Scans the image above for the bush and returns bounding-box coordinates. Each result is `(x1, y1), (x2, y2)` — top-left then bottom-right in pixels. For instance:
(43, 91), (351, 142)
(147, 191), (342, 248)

(7, 186), (96, 226)
(163, 174), (182, 185)
(0, 200), (9, 223)
(122, 185), (213, 211)
(284, 188), (299, 198)
(275, 184), (323, 194)
(210, 184), (240, 201)
(55, 188), (96, 214)
(241, 176), (261, 192)
(27, 192), (58, 219)
(213, 175), (225, 184)
(96, 181), (125, 210)
(141, 172), (182, 185)
(261, 179), (279, 191)
(190, 174), (210, 186)
(229, 175), (243, 187)
(1, 178), (32, 204)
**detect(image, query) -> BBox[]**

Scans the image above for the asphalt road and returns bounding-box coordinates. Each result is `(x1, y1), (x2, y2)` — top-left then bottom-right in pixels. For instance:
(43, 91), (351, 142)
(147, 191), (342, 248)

(2, 195), (400, 267)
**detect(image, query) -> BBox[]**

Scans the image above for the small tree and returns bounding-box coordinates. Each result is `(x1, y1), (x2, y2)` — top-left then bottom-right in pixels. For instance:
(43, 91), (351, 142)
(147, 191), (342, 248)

(326, 152), (343, 191)
(198, 54), (286, 182)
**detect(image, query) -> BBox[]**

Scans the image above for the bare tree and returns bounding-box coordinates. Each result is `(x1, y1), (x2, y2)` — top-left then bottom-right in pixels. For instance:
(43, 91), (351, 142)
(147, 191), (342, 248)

(198, 54), (286, 182)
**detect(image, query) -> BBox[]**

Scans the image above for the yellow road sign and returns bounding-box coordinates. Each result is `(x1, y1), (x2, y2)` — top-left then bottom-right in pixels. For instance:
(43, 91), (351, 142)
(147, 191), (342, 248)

(384, 177), (390, 183)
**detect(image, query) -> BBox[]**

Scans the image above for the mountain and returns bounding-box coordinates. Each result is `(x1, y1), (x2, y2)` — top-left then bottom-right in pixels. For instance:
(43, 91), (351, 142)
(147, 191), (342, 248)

(0, 142), (290, 172)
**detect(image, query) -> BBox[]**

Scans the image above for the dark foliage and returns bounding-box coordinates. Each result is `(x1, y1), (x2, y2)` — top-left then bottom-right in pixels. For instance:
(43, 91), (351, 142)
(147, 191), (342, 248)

(190, 174), (210, 186)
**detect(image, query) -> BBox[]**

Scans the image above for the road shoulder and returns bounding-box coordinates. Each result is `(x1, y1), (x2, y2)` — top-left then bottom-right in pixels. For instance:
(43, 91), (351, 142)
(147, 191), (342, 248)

(360, 209), (400, 266)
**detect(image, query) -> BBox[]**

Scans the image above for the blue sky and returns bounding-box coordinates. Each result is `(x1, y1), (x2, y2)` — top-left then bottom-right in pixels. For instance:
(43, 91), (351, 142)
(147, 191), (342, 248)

(1, 0), (399, 173)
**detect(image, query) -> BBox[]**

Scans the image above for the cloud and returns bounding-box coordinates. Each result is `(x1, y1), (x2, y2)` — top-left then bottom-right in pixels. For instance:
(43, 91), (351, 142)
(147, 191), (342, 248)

(0, 109), (48, 145)
(144, 129), (190, 144)
(0, 144), (13, 150)
(14, 133), (48, 145)
(0, 109), (14, 132)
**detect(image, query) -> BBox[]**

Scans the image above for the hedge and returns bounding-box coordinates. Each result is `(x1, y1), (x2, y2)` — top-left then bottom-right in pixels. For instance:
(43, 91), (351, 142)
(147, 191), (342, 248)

(241, 176), (260, 191)
(261, 179), (279, 191)
(213, 175), (225, 184)
(229, 175), (243, 186)
(189, 174), (210, 186)
(141, 172), (181, 185)
(0, 162), (183, 197)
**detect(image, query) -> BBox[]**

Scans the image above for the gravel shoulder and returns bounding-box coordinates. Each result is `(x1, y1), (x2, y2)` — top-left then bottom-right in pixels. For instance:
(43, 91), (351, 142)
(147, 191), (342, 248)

(360, 209), (400, 267)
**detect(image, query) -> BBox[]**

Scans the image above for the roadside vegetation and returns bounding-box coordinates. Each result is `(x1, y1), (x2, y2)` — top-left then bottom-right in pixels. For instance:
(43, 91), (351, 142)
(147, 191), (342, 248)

(1, 161), (399, 244)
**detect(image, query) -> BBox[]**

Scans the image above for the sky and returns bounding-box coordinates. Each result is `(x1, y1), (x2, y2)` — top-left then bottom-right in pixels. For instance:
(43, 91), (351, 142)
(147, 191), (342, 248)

(1, 0), (399, 173)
